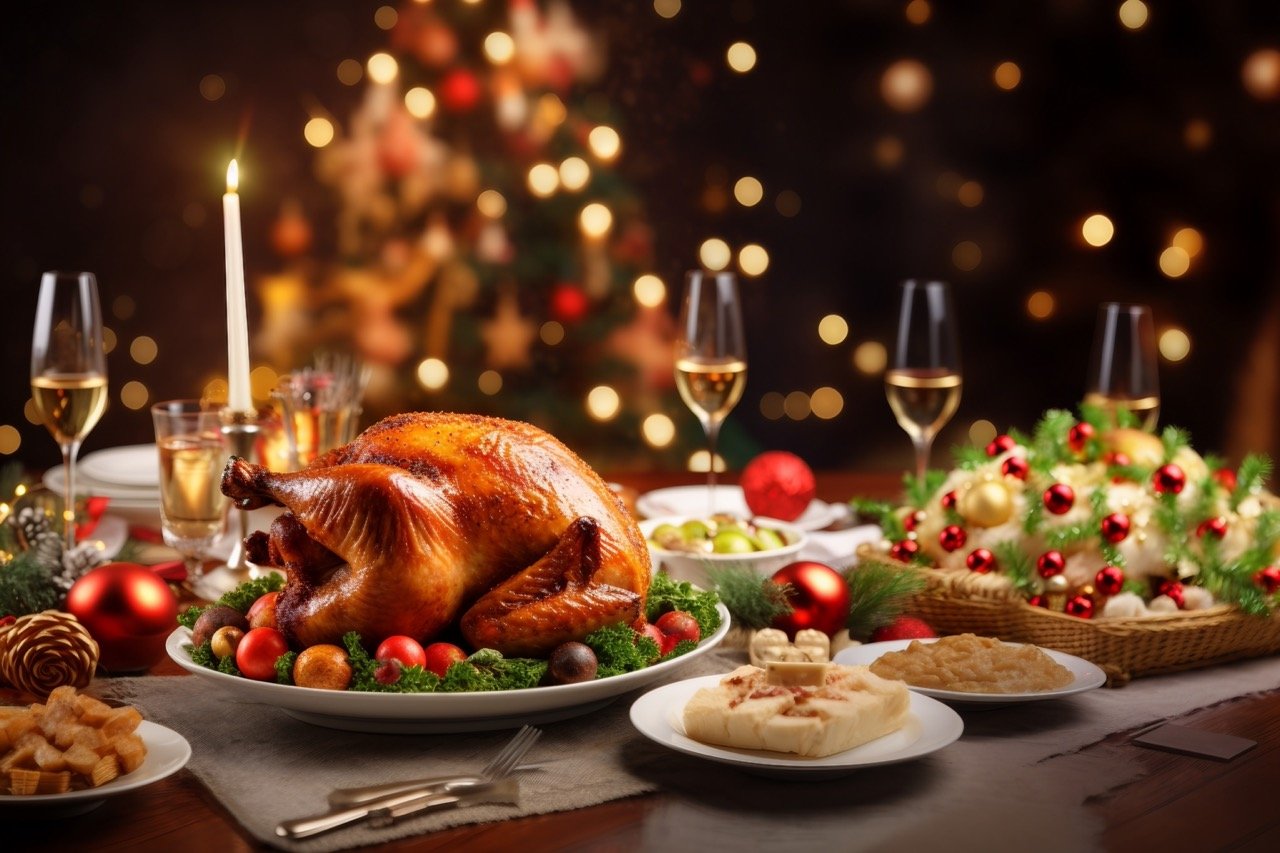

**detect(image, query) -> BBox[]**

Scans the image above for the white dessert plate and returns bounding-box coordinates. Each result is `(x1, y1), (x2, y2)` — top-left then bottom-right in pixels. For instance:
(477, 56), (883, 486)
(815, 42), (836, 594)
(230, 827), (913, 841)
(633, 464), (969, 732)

(43, 466), (160, 500)
(78, 444), (161, 488)
(0, 721), (191, 815)
(629, 674), (962, 780)
(166, 604), (732, 734)
(833, 638), (1108, 704)
(636, 485), (846, 532)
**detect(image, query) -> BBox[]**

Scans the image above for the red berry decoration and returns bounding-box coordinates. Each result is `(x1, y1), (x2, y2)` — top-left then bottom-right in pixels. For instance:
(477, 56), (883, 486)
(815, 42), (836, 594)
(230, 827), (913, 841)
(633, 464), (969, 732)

(1159, 579), (1186, 609)
(740, 451), (817, 522)
(1043, 483), (1075, 515)
(440, 68), (482, 112)
(1196, 517), (1228, 539)
(940, 490), (958, 511)
(1213, 468), (1238, 492)
(1254, 566), (1280, 594)
(869, 616), (936, 642)
(1001, 456), (1029, 480)
(889, 539), (920, 562)
(965, 548), (997, 573)
(1104, 451), (1132, 468)
(1067, 421), (1095, 453)
(1027, 594), (1047, 608)
(1095, 565), (1126, 596)
(939, 525), (967, 552)
(986, 434), (1016, 457)
(1065, 595), (1095, 619)
(1153, 463), (1186, 495)
(1100, 512), (1131, 544)
(549, 282), (590, 324)
(1036, 550), (1066, 577)
(903, 511), (922, 532)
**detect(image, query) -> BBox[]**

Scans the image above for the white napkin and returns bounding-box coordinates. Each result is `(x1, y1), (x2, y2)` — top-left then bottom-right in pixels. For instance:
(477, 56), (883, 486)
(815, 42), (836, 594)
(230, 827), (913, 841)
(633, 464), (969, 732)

(798, 525), (882, 568)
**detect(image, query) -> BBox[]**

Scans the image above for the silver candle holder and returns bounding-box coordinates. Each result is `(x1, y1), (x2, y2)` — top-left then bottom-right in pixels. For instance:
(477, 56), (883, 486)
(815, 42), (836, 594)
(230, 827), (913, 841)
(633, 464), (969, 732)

(219, 407), (262, 575)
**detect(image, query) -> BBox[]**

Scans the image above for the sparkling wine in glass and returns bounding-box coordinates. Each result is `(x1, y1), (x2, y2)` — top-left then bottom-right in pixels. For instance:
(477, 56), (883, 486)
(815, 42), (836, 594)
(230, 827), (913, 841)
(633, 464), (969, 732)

(886, 280), (962, 481)
(152, 400), (229, 581)
(1085, 302), (1160, 431)
(676, 271), (747, 515)
(30, 271), (108, 549)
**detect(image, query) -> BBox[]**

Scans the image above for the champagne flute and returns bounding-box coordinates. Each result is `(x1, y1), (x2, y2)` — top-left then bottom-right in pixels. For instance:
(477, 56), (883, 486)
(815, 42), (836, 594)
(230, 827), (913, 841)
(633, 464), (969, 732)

(152, 400), (230, 582)
(30, 271), (108, 550)
(675, 270), (747, 515)
(885, 279), (962, 481)
(1084, 302), (1159, 431)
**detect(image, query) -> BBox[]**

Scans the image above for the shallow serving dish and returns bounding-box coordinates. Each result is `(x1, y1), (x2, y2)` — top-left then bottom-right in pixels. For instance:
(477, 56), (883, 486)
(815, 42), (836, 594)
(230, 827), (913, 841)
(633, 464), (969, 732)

(639, 516), (806, 588)
(166, 603), (731, 734)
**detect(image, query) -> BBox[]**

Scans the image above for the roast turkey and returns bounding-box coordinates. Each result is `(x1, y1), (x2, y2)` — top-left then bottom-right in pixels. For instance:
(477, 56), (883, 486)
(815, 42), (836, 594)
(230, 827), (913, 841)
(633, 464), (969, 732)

(221, 412), (651, 657)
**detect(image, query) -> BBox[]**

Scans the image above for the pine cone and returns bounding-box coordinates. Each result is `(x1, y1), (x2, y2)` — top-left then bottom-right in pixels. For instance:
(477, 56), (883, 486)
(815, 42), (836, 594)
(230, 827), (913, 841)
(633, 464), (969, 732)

(32, 530), (65, 573)
(6, 506), (53, 552)
(0, 610), (99, 697)
(56, 543), (108, 591)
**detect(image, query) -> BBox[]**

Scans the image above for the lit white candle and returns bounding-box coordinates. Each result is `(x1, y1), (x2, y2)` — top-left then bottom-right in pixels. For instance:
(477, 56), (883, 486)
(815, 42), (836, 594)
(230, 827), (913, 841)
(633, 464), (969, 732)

(224, 159), (252, 412)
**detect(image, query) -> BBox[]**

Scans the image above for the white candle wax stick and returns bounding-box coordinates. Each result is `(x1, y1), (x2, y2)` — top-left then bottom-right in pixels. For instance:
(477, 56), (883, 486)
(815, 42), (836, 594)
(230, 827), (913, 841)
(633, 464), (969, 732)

(224, 159), (252, 413)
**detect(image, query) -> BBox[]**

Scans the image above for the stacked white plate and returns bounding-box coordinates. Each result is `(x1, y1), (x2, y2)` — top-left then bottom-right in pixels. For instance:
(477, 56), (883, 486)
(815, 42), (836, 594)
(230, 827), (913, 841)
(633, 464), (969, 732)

(43, 444), (162, 529)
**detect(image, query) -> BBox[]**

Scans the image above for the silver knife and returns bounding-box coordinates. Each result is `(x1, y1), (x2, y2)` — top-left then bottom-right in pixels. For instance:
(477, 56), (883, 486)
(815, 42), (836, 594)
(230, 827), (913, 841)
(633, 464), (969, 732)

(276, 778), (519, 840)
(327, 762), (543, 807)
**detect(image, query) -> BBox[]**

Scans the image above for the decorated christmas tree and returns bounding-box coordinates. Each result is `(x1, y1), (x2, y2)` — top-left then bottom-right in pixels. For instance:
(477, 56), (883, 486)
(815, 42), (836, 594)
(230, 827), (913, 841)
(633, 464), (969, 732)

(257, 0), (690, 469)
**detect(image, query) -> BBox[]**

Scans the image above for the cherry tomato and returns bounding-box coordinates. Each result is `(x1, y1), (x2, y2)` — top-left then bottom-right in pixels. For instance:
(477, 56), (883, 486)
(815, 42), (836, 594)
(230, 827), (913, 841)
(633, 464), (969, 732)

(655, 610), (701, 646)
(236, 626), (289, 681)
(246, 592), (279, 630)
(374, 659), (402, 685)
(375, 635), (427, 669)
(423, 642), (467, 678)
(634, 622), (669, 659)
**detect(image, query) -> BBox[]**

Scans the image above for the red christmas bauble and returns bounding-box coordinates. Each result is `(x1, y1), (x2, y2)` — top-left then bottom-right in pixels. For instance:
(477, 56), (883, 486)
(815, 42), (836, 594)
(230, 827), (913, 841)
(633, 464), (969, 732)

(902, 511), (921, 532)
(1001, 456), (1029, 480)
(940, 490), (958, 511)
(1153, 464), (1186, 495)
(549, 283), (590, 323)
(965, 548), (996, 573)
(440, 68), (482, 112)
(1159, 579), (1186, 609)
(740, 451), (817, 522)
(1095, 565), (1126, 596)
(1213, 468), (1238, 492)
(889, 539), (920, 562)
(1254, 565), (1280, 594)
(938, 525), (967, 552)
(1068, 422), (1095, 453)
(1065, 595), (1095, 619)
(65, 563), (178, 672)
(986, 434), (1016, 457)
(769, 561), (852, 637)
(1027, 594), (1047, 608)
(1104, 451), (1132, 468)
(1043, 483), (1075, 515)
(1196, 517), (1228, 539)
(1036, 550), (1066, 578)
(1100, 512), (1131, 544)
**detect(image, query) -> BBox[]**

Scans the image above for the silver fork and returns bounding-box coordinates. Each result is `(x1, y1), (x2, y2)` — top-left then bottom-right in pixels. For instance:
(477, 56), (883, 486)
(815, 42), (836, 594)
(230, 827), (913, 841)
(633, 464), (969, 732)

(326, 725), (542, 808)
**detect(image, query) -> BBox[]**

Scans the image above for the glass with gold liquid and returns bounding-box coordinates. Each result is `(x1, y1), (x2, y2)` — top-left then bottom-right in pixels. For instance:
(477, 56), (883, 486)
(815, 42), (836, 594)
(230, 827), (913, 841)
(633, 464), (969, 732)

(1085, 303), (1159, 431)
(152, 400), (229, 580)
(30, 271), (107, 549)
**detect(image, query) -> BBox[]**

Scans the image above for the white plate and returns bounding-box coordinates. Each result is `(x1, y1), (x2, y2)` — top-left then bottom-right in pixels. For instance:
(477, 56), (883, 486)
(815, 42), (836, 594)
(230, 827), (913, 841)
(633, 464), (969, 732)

(833, 638), (1108, 704)
(79, 445), (161, 488)
(636, 485), (846, 532)
(0, 720), (191, 815)
(43, 466), (160, 500)
(629, 674), (963, 779)
(166, 603), (732, 733)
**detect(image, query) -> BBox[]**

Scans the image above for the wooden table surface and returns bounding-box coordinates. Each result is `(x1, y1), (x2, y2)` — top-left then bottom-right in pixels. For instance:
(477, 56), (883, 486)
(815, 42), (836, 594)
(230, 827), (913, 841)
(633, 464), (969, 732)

(7, 471), (1280, 852)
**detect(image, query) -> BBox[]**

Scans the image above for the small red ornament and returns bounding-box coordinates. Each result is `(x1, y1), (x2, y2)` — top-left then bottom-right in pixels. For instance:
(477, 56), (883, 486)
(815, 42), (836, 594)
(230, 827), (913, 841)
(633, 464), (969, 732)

(1095, 565), (1126, 596)
(965, 548), (996, 573)
(1213, 468), (1238, 492)
(889, 539), (920, 562)
(1104, 451), (1132, 468)
(1065, 595), (1095, 619)
(986, 434), (1016, 457)
(1001, 456), (1029, 480)
(869, 615), (936, 642)
(1068, 422), (1095, 453)
(1043, 483), (1075, 514)
(1159, 579), (1186, 609)
(939, 525), (967, 552)
(1196, 517), (1228, 539)
(1027, 594), (1047, 608)
(902, 511), (922, 532)
(740, 451), (817, 522)
(1100, 512), (1131, 543)
(65, 563), (179, 672)
(1036, 550), (1066, 578)
(940, 490), (958, 511)
(1153, 463), (1186, 495)
(549, 282), (590, 323)
(440, 68), (482, 112)
(769, 561), (852, 637)
(1254, 566), (1280, 594)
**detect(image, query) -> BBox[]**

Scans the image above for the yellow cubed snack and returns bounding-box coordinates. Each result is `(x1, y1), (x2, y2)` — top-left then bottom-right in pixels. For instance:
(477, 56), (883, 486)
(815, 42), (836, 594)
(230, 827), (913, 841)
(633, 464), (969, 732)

(0, 745), (36, 773)
(37, 701), (77, 739)
(74, 695), (112, 726)
(4, 714), (38, 742)
(101, 706), (143, 739)
(90, 754), (119, 787)
(52, 721), (87, 750)
(62, 743), (101, 776)
(113, 734), (146, 774)
(33, 740), (67, 772)
(8, 768), (72, 795)
(72, 725), (106, 753)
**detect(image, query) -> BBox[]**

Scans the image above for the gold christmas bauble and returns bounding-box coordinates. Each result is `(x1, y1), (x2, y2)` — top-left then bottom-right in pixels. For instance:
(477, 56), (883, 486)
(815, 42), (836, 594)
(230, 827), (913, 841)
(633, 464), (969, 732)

(961, 480), (1014, 527)
(1104, 428), (1164, 468)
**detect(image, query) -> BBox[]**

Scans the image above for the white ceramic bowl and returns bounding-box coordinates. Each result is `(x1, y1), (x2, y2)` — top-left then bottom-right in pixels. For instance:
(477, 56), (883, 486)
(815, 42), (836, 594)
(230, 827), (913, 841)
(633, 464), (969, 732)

(639, 515), (807, 588)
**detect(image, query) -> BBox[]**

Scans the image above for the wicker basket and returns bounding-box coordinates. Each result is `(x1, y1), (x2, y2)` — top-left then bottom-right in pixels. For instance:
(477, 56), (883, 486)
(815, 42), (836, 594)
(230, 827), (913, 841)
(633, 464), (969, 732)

(861, 546), (1280, 686)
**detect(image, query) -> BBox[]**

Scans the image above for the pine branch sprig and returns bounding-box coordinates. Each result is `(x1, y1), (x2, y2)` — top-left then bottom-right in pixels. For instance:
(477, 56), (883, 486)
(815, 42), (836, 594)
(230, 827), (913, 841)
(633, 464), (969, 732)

(903, 469), (947, 509)
(993, 540), (1037, 596)
(706, 565), (793, 630)
(1230, 454), (1272, 511)
(953, 445), (987, 470)
(843, 560), (926, 641)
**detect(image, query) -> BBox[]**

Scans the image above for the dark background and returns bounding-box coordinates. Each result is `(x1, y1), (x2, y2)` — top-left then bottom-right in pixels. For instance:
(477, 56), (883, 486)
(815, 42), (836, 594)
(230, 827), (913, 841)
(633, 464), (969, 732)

(4, 0), (1280, 475)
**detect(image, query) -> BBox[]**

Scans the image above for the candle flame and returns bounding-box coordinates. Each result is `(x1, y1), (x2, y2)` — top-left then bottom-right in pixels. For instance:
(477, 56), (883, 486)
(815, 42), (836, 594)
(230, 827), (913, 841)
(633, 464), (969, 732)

(226, 159), (239, 193)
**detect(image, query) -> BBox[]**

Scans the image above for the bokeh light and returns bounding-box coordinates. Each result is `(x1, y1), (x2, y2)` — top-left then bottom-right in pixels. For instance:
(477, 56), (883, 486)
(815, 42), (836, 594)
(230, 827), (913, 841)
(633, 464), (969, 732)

(588, 126), (621, 161)
(727, 42), (757, 73)
(881, 59), (933, 112)
(760, 391), (785, 420)
(957, 181), (984, 207)
(304, 117), (335, 148)
(818, 314), (849, 345)
(1184, 118), (1213, 150)
(559, 157), (591, 191)
(994, 61), (1022, 90)
(579, 203), (613, 238)
(775, 190), (802, 217)
(405, 87), (437, 118)
(784, 391), (812, 420)
(103, 327), (117, 355)
(112, 295), (136, 320)
(477, 190), (508, 218)
(199, 74), (226, 101)
(874, 136), (905, 169)
(527, 163), (559, 197)
(633, 274), (666, 307)
(374, 5), (398, 30)
(478, 370), (503, 395)
(738, 244), (769, 276)
(484, 32), (516, 65)
(1118, 0), (1149, 31)
(1159, 246), (1191, 278)
(905, 0), (931, 25)
(810, 387), (844, 419)
(586, 385), (621, 421)
(250, 366), (278, 401)
(642, 414), (676, 447)
(969, 419), (998, 447)
(1027, 290), (1056, 319)
(367, 53), (398, 84)
(1172, 226), (1204, 258)
(120, 381), (149, 410)
(1082, 213), (1115, 247)
(129, 336), (158, 365)
(699, 238), (732, 271)
(734, 176), (763, 207)
(854, 341), (888, 375)
(417, 358), (449, 390)
(337, 59), (363, 86)
(1159, 328), (1191, 362)
(0, 425), (20, 455)
(653, 0), (681, 19)
(952, 241), (982, 271)
(540, 321), (565, 345)
(1243, 49), (1280, 100)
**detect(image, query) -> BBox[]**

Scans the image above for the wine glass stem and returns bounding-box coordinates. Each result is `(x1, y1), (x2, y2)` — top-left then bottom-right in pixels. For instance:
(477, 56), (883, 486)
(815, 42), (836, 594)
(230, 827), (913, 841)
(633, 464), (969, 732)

(705, 418), (722, 515)
(912, 435), (932, 483)
(60, 440), (79, 550)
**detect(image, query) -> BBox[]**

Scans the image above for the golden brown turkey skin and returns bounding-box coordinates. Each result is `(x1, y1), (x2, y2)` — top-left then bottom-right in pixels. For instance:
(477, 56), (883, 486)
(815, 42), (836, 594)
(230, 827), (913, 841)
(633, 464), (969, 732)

(221, 412), (650, 656)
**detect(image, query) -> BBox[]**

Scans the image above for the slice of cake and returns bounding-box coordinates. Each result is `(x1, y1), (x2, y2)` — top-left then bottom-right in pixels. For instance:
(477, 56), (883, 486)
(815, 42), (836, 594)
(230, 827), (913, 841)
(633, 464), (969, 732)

(682, 662), (911, 758)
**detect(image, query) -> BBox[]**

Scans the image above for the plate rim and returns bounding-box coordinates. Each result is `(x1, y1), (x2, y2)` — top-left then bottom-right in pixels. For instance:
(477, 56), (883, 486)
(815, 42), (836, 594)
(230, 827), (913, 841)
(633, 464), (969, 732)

(635, 485), (842, 532)
(832, 637), (1109, 702)
(628, 672), (963, 773)
(0, 720), (191, 805)
(78, 444), (161, 488)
